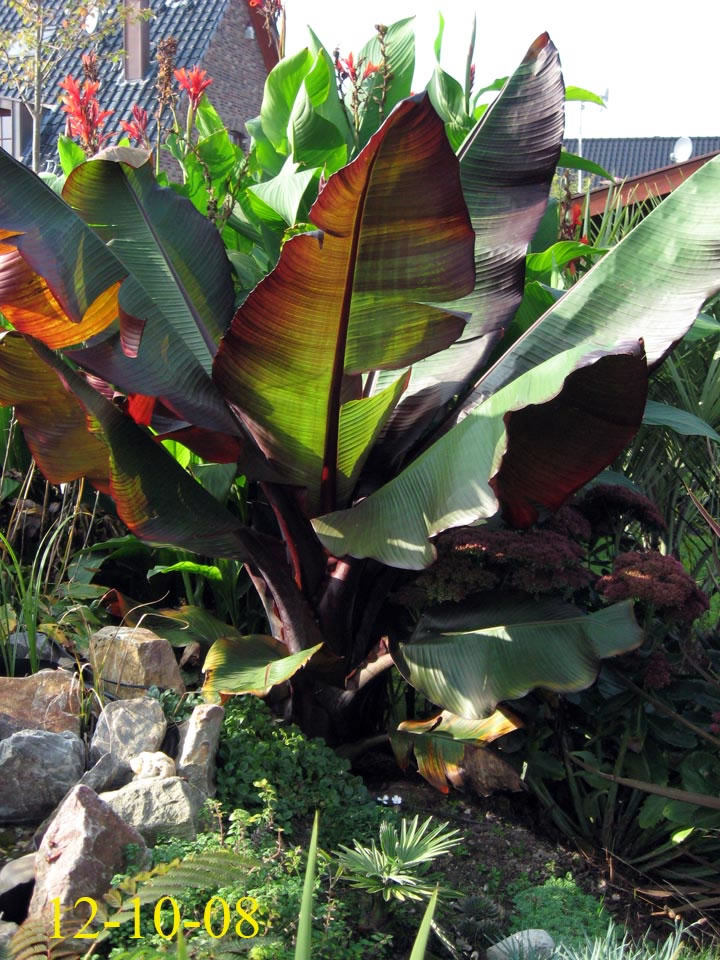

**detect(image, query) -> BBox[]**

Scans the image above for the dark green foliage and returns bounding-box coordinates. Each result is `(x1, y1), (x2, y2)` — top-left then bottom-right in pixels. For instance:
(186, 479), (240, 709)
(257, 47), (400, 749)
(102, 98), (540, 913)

(216, 698), (384, 845)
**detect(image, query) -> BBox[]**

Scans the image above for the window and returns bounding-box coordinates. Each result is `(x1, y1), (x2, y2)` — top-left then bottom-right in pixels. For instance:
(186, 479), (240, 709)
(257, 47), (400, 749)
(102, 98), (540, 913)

(0, 107), (11, 155)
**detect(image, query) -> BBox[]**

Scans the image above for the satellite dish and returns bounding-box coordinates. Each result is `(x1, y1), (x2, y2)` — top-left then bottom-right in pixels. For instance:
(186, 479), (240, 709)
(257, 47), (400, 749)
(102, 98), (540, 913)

(671, 136), (693, 163)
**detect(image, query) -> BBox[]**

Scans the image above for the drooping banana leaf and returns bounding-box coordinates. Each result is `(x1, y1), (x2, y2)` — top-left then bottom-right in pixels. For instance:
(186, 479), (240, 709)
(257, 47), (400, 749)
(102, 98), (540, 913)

(0, 332), (109, 489)
(203, 634), (322, 699)
(391, 707), (522, 793)
(391, 596), (643, 720)
(314, 342), (647, 566)
(214, 93), (475, 514)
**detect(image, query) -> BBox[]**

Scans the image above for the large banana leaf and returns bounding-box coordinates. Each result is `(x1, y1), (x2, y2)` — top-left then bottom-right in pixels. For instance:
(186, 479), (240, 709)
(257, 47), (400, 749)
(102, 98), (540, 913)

(392, 597), (643, 720)
(373, 33), (565, 466)
(314, 156), (720, 565)
(314, 342), (647, 566)
(473, 154), (720, 401)
(214, 93), (475, 513)
(63, 147), (234, 356)
(0, 332), (109, 488)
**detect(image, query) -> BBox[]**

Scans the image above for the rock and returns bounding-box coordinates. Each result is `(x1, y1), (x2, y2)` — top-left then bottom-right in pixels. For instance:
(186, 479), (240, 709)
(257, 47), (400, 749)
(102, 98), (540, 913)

(130, 751), (176, 780)
(176, 704), (224, 797)
(0, 920), (19, 949)
(0, 730), (85, 822)
(90, 626), (185, 699)
(0, 853), (36, 923)
(29, 786), (148, 919)
(7, 631), (53, 662)
(0, 853), (36, 895)
(487, 929), (555, 960)
(99, 777), (204, 844)
(90, 697), (166, 766)
(0, 670), (82, 736)
(0, 714), (23, 740)
(32, 753), (133, 849)
(81, 751), (133, 793)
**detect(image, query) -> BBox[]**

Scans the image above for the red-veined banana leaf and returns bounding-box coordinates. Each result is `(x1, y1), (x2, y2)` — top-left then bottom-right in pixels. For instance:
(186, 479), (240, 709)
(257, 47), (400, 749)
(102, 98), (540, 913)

(203, 634), (323, 699)
(0, 332), (109, 489)
(391, 596), (643, 720)
(29, 339), (254, 559)
(314, 155), (720, 565)
(0, 146), (243, 442)
(372, 33), (565, 468)
(391, 708), (522, 794)
(28, 339), (323, 655)
(314, 342), (647, 566)
(214, 93), (475, 514)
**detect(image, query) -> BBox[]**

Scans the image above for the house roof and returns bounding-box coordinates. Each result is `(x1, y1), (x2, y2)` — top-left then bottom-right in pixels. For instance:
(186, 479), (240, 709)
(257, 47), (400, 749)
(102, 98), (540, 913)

(563, 137), (720, 180)
(0, 0), (269, 168)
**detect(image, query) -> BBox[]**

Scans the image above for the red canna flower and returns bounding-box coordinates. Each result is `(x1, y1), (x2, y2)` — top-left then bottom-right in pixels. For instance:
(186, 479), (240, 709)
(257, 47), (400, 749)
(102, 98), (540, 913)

(335, 51), (378, 84)
(362, 60), (379, 81)
(59, 74), (113, 156)
(174, 65), (213, 111)
(120, 104), (150, 147)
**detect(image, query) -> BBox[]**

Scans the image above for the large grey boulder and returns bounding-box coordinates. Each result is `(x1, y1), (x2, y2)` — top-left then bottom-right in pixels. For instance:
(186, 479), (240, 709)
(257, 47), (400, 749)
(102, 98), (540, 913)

(487, 929), (556, 960)
(90, 697), (166, 765)
(99, 777), (204, 844)
(0, 670), (82, 737)
(29, 785), (147, 918)
(0, 730), (84, 822)
(90, 626), (185, 699)
(176, 704), (224, 797)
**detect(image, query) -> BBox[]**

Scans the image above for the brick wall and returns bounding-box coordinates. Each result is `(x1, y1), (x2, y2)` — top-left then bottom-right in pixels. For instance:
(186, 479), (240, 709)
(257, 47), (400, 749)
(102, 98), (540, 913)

(160, 0), (269, 177)
(200, 0), (267, 144)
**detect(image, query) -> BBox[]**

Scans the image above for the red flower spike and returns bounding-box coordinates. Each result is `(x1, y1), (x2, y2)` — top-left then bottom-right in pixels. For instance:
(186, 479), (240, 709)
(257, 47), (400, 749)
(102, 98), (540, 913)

(120, 104), (149, 146)
(59, 74), (113, 155)
(174, 65), (213, 111)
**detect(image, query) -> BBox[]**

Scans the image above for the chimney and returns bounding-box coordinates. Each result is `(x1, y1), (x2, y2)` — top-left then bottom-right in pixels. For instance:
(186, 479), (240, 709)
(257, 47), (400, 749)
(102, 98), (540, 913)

(124, 0), (149, 81)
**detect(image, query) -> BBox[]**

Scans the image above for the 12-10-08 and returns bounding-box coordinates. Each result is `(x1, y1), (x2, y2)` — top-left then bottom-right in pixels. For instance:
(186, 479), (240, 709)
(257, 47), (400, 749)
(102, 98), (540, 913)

(51, 895), (260, 940)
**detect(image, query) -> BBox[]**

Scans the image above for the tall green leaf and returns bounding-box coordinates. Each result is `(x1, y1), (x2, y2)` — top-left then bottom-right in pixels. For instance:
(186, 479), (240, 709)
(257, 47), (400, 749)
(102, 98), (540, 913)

(374, 33), (565, 465)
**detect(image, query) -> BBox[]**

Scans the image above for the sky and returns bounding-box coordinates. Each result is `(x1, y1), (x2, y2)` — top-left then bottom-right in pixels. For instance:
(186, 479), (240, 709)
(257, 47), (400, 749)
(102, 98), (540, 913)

(285, 0), (720, 144)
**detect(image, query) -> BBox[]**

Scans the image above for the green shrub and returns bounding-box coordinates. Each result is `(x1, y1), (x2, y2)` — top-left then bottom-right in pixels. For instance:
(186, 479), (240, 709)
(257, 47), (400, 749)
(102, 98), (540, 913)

(216, 698), (385, 846)
(509, 875), (612, 948)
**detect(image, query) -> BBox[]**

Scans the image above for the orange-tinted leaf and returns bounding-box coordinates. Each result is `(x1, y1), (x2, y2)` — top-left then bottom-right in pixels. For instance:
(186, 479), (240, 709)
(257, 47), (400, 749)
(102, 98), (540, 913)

(392, 708), (522, 794)
(0, 246), (120, 347)
(0, 333), (109, 489)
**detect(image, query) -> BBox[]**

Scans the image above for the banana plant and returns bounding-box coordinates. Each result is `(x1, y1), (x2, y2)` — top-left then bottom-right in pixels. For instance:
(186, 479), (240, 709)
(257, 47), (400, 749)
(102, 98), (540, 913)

(1, 31), (719, 781)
